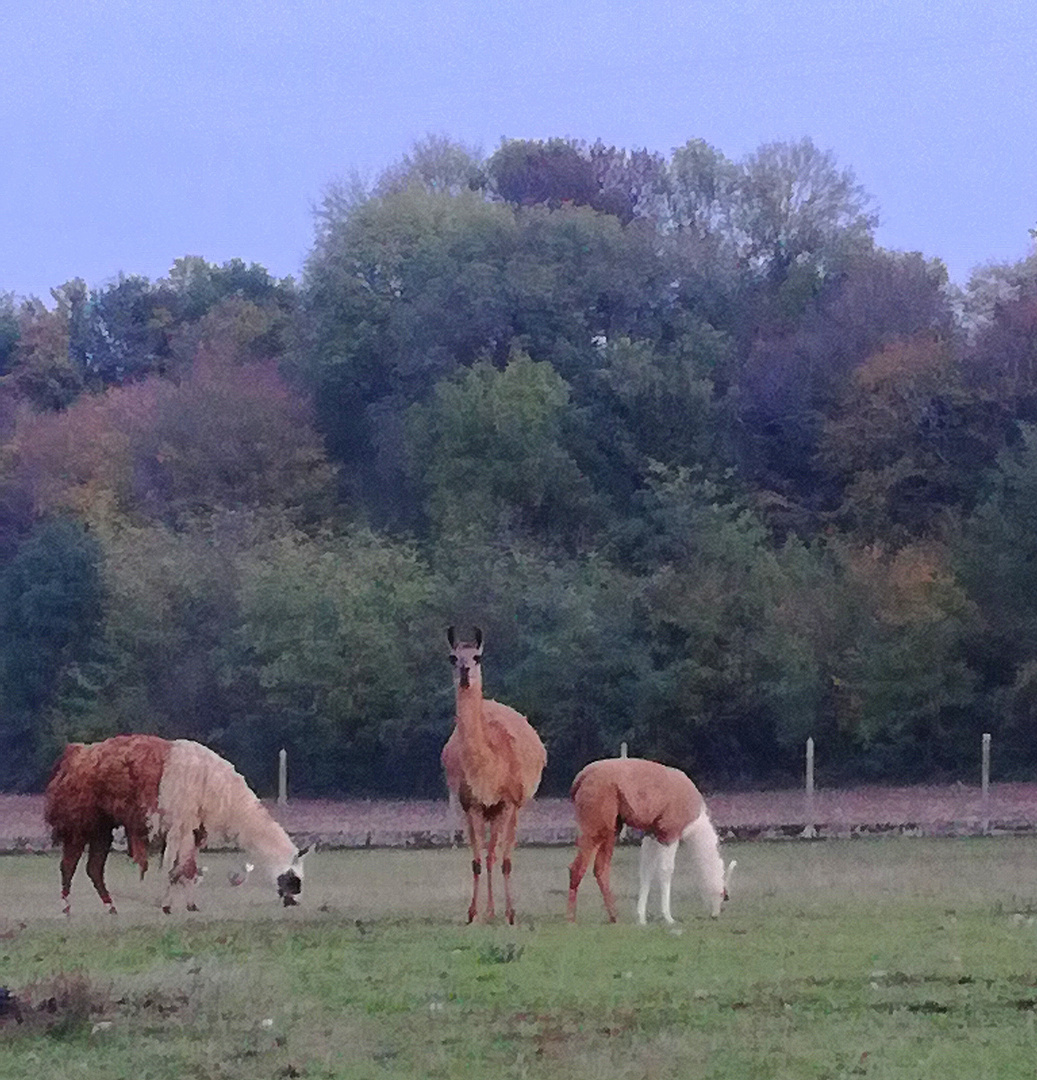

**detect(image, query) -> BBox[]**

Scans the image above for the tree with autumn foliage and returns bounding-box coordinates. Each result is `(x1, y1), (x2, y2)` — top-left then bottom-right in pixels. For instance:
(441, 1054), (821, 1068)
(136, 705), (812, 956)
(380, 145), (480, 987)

(4, 136), (1037, 794)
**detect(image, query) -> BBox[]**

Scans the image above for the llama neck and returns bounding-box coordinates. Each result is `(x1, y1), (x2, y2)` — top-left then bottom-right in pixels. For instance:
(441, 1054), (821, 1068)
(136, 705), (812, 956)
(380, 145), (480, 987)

(234, 805), (297, 872)
(455, 683), (495, 774)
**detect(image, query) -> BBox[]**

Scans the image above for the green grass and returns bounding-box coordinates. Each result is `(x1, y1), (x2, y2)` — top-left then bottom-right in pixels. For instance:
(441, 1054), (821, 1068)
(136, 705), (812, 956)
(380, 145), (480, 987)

(5, 838), (1037, 1078)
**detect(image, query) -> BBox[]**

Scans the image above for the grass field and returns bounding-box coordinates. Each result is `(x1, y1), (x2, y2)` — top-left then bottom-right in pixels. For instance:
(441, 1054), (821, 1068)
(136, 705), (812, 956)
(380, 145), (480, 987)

(5, 838), (1037, 1078)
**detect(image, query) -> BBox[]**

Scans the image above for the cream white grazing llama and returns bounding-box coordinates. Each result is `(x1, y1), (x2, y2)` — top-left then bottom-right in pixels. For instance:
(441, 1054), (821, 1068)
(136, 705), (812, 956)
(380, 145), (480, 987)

(156, 740), (309, 912)
(441, 627), (546, 924)
(567, 757), (735, 923)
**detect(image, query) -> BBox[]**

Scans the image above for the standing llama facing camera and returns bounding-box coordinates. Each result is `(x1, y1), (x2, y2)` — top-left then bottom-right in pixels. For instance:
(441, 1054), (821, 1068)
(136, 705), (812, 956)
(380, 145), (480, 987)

(567, 757), (735, 924)
(45, 735), (308, 915)
(441, 627), (546, 924)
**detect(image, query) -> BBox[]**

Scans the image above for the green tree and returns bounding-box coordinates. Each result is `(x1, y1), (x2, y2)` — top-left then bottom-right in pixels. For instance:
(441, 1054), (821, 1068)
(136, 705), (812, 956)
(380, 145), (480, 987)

(79, 516), (243, 747)
(735, 137), (877, 287)
(406, 354), (598, 548)
(374, 134), (485, 197)
(223, 525), (442, 794)
(954, 425), (1037, 768)
(821, 335), (1002, 544)
(0, 518), (105, 787)
(618, 466), (826, 782)
(1, 293), (83, 410)
(0, 294), (19, 376)
(487, 138), (599, 209)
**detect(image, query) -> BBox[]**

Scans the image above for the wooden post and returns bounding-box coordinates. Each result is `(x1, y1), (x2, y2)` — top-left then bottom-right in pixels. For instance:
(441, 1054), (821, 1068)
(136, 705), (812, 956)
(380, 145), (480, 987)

(804, 737), (815, 838)
(981, 732), (991, 835)
(620, 741), (628, 758)
(278, 748), (288, 806)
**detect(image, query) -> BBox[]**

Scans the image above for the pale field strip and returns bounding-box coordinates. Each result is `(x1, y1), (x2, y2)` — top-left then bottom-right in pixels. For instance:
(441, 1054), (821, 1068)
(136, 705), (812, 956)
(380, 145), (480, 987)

(3, 781), (1037, 851)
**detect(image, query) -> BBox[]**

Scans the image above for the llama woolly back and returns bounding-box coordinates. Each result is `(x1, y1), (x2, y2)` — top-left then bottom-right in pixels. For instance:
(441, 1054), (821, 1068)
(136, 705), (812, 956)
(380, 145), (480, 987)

(45, 734), (308, 915)
(567, 756), (735, 924)
(441, 626), (546, 924)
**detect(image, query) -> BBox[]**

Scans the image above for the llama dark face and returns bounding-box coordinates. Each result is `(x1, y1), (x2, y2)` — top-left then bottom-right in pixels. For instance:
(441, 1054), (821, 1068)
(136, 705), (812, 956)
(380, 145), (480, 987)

(447, 626), (483, 690)
(276, 845), (309, 905)
(277, 868), (302, 906)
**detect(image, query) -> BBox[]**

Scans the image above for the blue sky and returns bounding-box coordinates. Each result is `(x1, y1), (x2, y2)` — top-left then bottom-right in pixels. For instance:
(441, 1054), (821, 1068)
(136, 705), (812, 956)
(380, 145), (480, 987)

(3, 0), (1035, 300)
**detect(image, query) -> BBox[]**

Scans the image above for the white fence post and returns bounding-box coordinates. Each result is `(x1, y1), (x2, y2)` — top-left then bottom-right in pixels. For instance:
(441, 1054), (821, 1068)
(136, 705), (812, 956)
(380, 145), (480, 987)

(620, 742), (627, 758)
(981, 732), (991, 835)
(278, 748), (288, 806)
(804, 737), (815, 838)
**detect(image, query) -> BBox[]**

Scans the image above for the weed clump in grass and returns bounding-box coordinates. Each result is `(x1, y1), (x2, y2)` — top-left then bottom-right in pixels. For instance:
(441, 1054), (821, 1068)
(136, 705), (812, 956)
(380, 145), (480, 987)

(5, 971), (111, 1040)
(478, 942), (525, 964)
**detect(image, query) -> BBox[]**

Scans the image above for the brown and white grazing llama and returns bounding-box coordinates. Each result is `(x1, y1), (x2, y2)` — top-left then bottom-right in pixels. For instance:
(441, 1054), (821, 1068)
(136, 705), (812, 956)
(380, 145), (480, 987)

(567, 757), (735, 924)
(44, 734), (308, 915)
(441, 627), (546, 924)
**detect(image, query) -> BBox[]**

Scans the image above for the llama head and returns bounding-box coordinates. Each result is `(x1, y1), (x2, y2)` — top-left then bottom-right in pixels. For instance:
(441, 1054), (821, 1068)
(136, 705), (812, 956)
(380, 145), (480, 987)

(447, 626), (484, 692)
(276, 845), (309, 906)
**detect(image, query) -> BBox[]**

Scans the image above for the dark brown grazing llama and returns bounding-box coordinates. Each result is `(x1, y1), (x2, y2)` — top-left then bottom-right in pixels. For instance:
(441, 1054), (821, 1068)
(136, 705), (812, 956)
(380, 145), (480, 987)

(567, 757), (735, 923)
(441, 627), (546, 924)
(45, 734), (308, 915)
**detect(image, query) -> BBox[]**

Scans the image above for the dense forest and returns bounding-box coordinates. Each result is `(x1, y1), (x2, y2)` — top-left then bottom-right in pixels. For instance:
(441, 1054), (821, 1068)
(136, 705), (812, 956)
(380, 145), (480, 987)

(2, 134), (1036, 797)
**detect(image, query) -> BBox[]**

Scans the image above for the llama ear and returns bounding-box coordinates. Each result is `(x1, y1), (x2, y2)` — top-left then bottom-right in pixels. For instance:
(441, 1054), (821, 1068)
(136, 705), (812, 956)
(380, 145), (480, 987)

(447, 626), (457, 648)
(473, 626), (483, 648)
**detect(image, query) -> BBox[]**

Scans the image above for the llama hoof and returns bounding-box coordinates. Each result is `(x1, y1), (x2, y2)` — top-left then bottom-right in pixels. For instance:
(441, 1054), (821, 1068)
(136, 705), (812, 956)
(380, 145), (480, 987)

(186, 903), (198, 912)
(108, 905), (118, 915)
(161, 905), (172, 915)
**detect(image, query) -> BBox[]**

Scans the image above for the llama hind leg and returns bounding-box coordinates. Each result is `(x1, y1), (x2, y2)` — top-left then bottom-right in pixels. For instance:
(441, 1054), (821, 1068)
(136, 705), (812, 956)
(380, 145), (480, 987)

(495, 806), (519, 925)
(59, 836), (87, 916)
(569, 831), (618, 921)
(567, 837), (597, 921)
(592, 833), (619, 922)
(85, 829), (117, 914)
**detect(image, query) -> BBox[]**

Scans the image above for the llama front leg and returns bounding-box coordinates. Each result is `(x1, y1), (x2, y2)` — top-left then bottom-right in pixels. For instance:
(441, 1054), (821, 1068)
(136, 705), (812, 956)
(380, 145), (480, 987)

(638, 836), (679, 924)
(59, 836), (87, 916)
(85, 829), (117, 914)
(637, 836), (657, 924)
(161, 827), (201, 913)
(464, 807), (485, 923)
(483, 815), (503, 922)
(162, 850), (201, 913)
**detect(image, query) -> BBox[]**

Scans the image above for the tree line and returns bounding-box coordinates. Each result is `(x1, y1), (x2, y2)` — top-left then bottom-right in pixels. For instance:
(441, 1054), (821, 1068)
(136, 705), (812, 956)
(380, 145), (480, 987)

(1, 134), (1036, 797)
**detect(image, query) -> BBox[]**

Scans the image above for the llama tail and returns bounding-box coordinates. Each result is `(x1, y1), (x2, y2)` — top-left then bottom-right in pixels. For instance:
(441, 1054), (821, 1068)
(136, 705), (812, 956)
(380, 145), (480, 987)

(681, 810), (730, 918)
